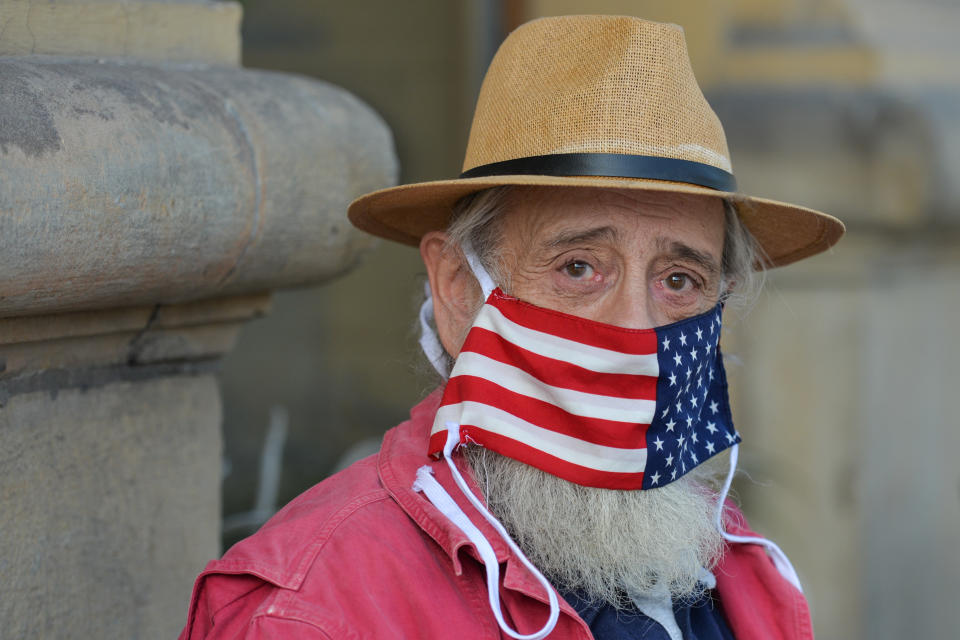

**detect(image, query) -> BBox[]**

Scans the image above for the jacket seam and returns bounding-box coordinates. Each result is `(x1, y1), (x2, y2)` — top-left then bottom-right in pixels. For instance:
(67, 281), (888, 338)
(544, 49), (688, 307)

(248, 608), (337, 639)
(288, 489), (394, 585)
(202, 490), (394, 595)
(232, 494), (399, 635)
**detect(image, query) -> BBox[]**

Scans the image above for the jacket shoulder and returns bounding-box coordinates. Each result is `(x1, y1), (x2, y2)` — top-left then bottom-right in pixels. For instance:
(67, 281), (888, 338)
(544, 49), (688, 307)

(212, 453), (392, 588)
(180, 453), (416, 639)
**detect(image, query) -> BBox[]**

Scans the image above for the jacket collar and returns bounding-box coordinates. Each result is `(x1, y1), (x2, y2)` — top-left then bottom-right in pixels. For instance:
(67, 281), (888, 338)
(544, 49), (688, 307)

(378, 388), (508, 572)
(377, 388), (579, 610)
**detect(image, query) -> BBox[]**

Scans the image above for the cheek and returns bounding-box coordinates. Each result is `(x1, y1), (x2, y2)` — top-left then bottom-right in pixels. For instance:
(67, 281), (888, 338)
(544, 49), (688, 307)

(503, 257), (559, 297)
(648, 276), (720, 325)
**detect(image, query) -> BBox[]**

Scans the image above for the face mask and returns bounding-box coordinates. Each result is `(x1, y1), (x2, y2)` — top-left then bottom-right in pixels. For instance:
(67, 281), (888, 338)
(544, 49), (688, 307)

(427, 283), (739, 490)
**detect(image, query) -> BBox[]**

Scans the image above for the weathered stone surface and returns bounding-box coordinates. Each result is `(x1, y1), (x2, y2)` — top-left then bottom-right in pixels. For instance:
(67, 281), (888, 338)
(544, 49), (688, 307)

(710, 87), (960, 226)
(846, 0), (960, 85)
(0, 375), (221, 639)
(0, 58), (396, 318)
(724, 234), (960, 640)
(0, 0), (242, 65)
(0, 1), (399, 637)
(0, 294), (270, 386)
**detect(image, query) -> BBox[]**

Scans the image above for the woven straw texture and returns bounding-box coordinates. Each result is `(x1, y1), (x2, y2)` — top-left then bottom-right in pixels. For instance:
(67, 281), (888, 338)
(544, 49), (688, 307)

(465, 16), (731, 172)
(348, 15), (844, 269)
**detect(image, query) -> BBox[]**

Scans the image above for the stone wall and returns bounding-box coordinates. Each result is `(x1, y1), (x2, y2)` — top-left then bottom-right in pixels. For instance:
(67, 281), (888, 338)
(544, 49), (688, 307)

(703, 4), (960, 637)
(0, 1), (397, 636)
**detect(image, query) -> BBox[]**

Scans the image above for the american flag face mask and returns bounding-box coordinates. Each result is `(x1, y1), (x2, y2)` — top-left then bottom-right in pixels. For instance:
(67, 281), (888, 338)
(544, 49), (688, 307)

(427, 284), (740, 490)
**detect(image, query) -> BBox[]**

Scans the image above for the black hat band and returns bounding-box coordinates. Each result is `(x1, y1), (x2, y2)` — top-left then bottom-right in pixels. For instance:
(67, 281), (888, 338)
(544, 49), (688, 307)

(460, 152), (737, 192)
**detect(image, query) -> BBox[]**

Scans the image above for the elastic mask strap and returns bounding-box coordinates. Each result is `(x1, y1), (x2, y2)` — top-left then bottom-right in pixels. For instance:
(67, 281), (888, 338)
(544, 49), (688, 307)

(715, 444), (804, 593)
(418, 281), (450, 378)
(417, 243), (494, 380)
(412, 424), (560, 640)
(461, 240), (496, 299)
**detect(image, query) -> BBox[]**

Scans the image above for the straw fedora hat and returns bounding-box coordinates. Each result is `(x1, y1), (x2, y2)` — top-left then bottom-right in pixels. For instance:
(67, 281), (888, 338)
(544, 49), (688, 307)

(348, 14), (844, 268)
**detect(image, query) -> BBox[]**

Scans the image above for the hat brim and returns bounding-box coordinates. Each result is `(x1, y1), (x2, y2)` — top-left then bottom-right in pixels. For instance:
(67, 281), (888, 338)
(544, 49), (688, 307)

(348, 175), (844, 269)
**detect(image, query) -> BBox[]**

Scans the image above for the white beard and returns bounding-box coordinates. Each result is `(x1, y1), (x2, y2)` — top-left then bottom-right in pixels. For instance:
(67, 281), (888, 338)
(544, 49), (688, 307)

(464, 447), (728, 608)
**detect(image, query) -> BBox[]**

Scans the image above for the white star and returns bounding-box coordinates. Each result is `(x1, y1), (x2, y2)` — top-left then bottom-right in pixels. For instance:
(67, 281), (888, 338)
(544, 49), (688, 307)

(696, 327), (703, 341)
(709, 369), (715, 382)
(650, 471), (661, 485)
(690, 395), (698, 409)
(710, 322), (715, 335)
(679, 332), (687, 346)
(654, 436), (664, 451)
(706, 421), (718, 434)
(691, 451), (699, 464)
(697, 376), (703, 389)
(686, 416), (693, 427)
(709, 400), (719, 415)
(661, 406), (670, 418)
(669, 372), (677, 387)
(665, 418), (676, 432)
(691, 431), (698, 443)
(675, 400), (683, 413)
(666, 454), (674, 467)
(706, 441), (716, 454)
(671, 469), (678, 480)
(706, 343), (712, 355)
(682, 461), (687, 473)
(673, 353), (683, 367)
(662, 336), (670, 351)
(726, 432), (736, 443)
(685, 367), (692, 379)
(690, 348), (698, 361)
(677, 434), (685, 448)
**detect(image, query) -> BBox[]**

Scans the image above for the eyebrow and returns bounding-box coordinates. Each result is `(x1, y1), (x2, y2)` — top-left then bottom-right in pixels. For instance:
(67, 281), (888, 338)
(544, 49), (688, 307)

(544, 226), (620, 249)
(657, 238), (721, 275)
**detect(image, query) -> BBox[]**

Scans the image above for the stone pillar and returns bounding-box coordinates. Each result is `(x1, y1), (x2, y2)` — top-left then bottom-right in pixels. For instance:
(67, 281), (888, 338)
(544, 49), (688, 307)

(0, 1), (397, 637)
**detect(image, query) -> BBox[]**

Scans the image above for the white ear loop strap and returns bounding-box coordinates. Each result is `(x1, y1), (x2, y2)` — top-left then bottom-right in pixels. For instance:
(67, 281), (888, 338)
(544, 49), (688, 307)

(715, 444), (804, 593)
(418, 281), (450, 378)
(462, 241), (496, 299)
(412, 423), (560, 640)
(418, 242), (495, 380)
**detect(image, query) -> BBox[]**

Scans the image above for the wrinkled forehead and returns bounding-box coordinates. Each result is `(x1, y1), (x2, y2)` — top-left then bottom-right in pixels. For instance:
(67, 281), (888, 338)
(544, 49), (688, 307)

(496, 186), (726, 256)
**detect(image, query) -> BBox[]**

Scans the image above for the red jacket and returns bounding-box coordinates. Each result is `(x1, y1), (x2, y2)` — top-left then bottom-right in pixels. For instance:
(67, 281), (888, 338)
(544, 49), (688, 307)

(180, 391), (813, 639)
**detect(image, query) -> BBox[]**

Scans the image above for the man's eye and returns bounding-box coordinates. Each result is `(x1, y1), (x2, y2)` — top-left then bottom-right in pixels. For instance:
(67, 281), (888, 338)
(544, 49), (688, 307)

(664, 273), (691, 291)
(564, 260), (594, 279)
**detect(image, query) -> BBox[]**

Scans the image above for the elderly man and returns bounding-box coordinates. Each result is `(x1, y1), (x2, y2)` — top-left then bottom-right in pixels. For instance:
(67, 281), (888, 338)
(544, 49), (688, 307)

(180, 15), (842, 640)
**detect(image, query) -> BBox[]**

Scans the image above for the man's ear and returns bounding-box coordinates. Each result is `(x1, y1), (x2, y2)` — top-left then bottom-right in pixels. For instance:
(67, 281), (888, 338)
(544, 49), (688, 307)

(420, 231), (483, 359)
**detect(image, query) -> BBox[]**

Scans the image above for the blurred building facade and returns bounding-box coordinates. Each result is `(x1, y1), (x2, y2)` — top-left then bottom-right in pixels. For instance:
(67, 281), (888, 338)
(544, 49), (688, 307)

(227, 1), (960, 638)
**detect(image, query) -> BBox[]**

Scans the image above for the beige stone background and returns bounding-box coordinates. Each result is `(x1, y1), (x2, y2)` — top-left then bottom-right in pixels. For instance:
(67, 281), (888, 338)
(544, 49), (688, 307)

(224, 1), (960, 639)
